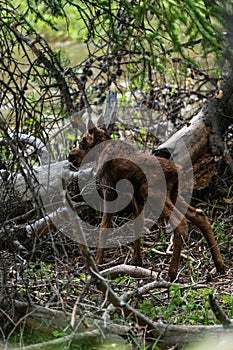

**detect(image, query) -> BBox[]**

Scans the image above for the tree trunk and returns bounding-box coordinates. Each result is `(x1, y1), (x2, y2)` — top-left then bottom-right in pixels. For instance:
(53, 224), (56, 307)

(155, 70), (233, 189)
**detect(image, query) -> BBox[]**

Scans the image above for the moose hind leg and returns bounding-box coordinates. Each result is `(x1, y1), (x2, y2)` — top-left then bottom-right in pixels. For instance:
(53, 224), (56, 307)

(185, 205), (225, 274)
(162, 199), (187, 281)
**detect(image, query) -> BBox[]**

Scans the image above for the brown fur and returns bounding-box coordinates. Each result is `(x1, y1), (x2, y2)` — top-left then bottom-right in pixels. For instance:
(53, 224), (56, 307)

(69, 120), (225, 280)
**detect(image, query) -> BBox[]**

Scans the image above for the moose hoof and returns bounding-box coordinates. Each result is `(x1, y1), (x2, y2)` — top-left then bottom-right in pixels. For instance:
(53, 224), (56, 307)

(217, 261), (225, 275)
(131, 256), (143, 267)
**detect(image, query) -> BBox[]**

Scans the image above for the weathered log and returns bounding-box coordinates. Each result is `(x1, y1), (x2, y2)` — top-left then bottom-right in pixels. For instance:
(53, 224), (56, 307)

(0, 160), (91, 224)
(8, 300), (129, 335)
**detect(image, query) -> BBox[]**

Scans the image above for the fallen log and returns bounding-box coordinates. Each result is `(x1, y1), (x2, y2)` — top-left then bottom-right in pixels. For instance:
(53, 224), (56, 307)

(1, 298), (233, 349)
(0, 160), (89, 224)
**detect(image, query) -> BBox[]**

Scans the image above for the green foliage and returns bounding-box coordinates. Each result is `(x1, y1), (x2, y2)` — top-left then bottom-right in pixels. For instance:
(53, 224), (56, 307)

(139, 299), (157, 320)
(52, 330), (68, 338)
(5, 0), (231, 104)
(12, 0), (232, 60)
(222, 295), (233, 318)
(139, 286), (221, 325)
(226, 183), (233, 201)
(148, 227), (167, 258)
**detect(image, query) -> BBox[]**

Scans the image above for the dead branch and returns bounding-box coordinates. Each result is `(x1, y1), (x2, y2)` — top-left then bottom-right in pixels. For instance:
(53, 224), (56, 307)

(105, 272), (207, 305)
(11, 22), (74, 116)
(25, 204), (88, 237)
(100, 264), (158, 279)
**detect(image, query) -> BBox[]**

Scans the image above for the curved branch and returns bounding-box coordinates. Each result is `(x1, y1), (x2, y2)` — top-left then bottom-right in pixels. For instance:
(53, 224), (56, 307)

(209, 293), (232, 327)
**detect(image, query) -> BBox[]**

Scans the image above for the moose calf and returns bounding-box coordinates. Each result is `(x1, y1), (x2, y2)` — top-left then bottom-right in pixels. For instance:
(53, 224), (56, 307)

(68, 120), (225, 280)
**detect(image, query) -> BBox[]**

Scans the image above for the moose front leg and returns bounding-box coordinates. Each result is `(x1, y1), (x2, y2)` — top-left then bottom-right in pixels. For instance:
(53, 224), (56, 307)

(95, 187), (116, 265)
(95, 212), (114, 264)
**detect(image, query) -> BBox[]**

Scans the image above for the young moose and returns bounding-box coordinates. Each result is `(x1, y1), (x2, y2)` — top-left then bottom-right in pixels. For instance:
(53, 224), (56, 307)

(68, 120), (225, 280)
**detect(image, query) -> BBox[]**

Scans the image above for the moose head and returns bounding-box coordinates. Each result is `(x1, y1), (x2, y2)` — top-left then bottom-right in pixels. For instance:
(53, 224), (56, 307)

(68, 120), (111, 168)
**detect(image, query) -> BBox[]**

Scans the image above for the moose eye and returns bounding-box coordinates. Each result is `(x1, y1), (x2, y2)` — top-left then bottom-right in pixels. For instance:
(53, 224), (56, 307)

(79, 138), (87, 150)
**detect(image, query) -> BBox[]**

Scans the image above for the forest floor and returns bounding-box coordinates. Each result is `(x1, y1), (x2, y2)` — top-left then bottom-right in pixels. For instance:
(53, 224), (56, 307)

(1, 130), (233, 349)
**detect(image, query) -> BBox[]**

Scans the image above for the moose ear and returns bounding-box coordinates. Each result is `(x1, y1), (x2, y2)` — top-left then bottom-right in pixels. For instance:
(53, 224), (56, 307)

(87, 119), (97, 133)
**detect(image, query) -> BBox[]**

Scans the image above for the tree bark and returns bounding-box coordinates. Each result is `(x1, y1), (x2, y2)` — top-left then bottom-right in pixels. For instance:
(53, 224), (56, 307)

(156, 111), (216, 189)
